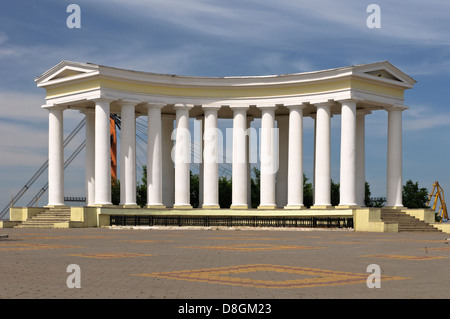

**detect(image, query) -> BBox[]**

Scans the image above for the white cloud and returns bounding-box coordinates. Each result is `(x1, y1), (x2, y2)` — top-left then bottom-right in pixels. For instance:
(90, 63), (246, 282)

(0, 30), (7, 44)
(97, 0), (450, 45)
(0, 90), (46, 120)
(403, 104), (450, 131)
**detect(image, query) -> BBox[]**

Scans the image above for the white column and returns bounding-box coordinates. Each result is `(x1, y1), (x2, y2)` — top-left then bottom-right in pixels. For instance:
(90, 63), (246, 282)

(203, 106), (220, 208)
(197, 116), (204, 207)
(313, 102), (332, 207)
(147, 103), (165, 208)
(84, 110), (95, 206)
(276, 115), (289, 208)
(173, 104), (192, 208)
(162, 114), (175, 208)
(119, 102), (137, 206)
(339, 100), (357, 207)
(386, 107), (404, 208)
(247, 116), (253, 207)
(94, 99), (113, 206)
(285, 104), (305, 209)
(312, 114), (316, 204)
(230, 106), (249, 209)
(47, 107), (65, 206)
(356, 110), (370, 207)
(258, 106), (277, 209)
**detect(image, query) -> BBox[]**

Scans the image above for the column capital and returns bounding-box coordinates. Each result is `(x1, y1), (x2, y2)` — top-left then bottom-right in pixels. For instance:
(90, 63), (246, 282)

(142, 102), (166, 109)
(356, 108), (372, 116)
(42, 104), (66, 110)
(385, 105), (408, 112)
(90, 97), (115, 104)
(174, 103), (194, 110)
(256, 104), (278, 110)
(229, 104), (250, 111)
(116, 99), (139, 107)
(285, 102), (309, 110)
(202, 104), (221, 110)
(338, 98), (359, 106)
(314, 100), (336, 108)
(203, 106), (220, 117)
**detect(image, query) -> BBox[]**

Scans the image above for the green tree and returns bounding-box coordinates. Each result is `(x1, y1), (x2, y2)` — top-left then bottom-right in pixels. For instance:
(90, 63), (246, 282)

(218, 176), (232, 208)
(365, 181), (372, 207)
(402, 179), (429, 208)
(331, 180), (340, 206)
(303, 174), (313, 208)
(190, 171), (199, 208)
(250, 166), (260, 208)
(364, 181), (385, 207)
(111, 177), (120, 205)
(136, 165), (147, 207)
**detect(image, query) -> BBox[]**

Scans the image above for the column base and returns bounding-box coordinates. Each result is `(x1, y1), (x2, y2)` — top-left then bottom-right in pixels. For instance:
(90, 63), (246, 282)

(230, 205), (248, 210)
(146, 204), (166, 209)
(120, 204), (141, 209)
(92, 203), (115, 207)
(173, 205), (193, 209)
(310, 205), (334, 210)
(284, 205), (306, 210)
(44, 205), (69, 209)
(382, 206), (404, 210)
(257, 205), (277, 210)
(202, 205), (221, 209)
(336, 205), (359, 209)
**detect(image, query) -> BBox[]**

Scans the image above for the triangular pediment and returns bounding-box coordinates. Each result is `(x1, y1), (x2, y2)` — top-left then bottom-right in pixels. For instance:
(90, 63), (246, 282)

(364, 69), (402, 82)
(352, 61), (416, 89)
(51, 68), (86, 80)
(35, 60), (99, 86)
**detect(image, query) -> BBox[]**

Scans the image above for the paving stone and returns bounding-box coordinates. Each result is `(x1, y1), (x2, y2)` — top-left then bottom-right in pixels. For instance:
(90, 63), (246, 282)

(0, 227), (448, 299)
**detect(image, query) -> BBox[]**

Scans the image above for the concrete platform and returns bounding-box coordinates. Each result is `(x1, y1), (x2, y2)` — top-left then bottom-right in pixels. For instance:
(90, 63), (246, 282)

(5, 206), (447, 234)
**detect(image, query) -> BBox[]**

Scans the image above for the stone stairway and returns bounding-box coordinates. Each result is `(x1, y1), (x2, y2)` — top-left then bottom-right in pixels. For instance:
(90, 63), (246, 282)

(15, 208), (72, 228)
(381, 209), (441, 232)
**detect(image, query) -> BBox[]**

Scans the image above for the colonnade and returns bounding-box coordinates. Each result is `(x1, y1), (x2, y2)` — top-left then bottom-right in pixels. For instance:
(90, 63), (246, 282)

(45, 98), (404, 210)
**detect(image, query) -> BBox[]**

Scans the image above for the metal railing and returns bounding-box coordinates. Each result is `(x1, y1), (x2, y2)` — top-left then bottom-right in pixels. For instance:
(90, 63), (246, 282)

(110, 215), (353, 229)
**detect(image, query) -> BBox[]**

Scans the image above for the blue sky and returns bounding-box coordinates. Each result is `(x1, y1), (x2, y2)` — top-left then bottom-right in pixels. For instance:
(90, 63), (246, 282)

(0, 0), (449, 211)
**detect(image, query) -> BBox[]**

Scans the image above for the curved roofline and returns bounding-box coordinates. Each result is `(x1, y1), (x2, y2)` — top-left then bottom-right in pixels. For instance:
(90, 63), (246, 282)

(35, 60), (416, 91)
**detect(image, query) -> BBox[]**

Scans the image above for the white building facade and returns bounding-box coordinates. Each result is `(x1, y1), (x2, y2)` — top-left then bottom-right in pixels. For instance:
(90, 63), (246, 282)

(35, 61), (416, 210)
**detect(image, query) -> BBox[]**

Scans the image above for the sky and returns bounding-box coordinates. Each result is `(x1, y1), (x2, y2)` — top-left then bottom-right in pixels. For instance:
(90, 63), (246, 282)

(0, 0), (449, 213)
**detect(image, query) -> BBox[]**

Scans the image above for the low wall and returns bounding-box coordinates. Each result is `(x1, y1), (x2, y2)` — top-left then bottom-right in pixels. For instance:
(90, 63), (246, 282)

(9, 207), (44, 222)
(432, 223), (450, 234)
(70, 206), (102, 227)
(352, 208), (397, 232)
(404, 208), (435, 224)
(3, 206), (444, 232)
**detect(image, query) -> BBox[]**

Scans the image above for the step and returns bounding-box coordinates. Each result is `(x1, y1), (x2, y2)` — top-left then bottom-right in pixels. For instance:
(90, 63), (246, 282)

(13, 209), (72, 228)
(15, 223), (57, 228)
(20, 221), (63, 225)
(38, 212), (71, 216)
(381, 210), (441, 232)
(33, 216), (71, 219)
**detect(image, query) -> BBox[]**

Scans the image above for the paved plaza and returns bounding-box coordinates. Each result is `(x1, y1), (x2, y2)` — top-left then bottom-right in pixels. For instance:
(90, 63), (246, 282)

(0, 226), (449, 300)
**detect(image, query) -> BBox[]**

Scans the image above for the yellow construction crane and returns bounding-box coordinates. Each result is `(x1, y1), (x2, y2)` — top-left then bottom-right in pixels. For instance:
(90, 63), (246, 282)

(427, 181), (448, 222)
